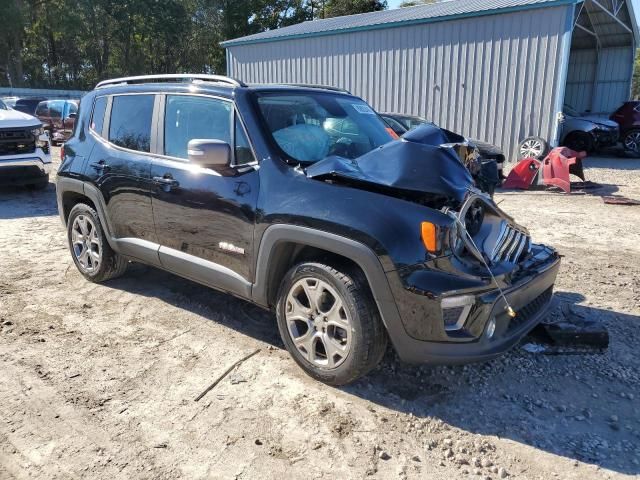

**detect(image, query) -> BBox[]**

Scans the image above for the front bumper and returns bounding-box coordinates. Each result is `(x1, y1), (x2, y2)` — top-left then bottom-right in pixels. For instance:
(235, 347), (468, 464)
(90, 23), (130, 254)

(387, 248), (560, 364)
(593, 128), (619, 148)
(0, 151), (52, 186)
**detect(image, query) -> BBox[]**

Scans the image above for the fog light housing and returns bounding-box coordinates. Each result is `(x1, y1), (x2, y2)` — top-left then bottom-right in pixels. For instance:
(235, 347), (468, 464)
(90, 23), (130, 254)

(441, 295), (475, 332)
(485, 317), (497, 339)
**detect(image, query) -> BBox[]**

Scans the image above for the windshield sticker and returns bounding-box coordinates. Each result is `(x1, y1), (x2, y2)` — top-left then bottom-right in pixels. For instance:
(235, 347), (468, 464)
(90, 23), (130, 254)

(352, 104), (376, 115)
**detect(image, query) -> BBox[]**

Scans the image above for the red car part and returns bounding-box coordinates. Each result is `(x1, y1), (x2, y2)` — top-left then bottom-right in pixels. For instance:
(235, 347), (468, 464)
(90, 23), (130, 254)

(541, 147), (586, 193)
(503, 158), (541, 189)
(504, 147), (586, 193)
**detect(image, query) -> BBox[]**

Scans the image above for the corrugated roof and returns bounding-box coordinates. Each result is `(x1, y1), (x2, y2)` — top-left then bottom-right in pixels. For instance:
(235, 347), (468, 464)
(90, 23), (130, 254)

(221, 0), (578, 47)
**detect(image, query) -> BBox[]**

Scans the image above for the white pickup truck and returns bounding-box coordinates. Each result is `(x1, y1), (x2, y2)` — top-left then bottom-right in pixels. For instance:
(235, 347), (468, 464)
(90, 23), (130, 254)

(0, 98), (52, 189)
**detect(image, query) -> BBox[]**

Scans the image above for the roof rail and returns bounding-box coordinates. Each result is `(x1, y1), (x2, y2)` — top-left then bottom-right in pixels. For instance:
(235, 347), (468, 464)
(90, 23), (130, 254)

(95, 74), (246, 89)
(285, 83), (351, 94)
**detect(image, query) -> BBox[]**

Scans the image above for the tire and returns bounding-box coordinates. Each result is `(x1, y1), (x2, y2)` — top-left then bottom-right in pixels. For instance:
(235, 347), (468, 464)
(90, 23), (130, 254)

(518, 136), (549, 160)
(29, 175), (49, 190)
(67, 203), (128, 283)
(563, 131), (594, 153)
(276, 262), (387, 386)
(623, 129), (640, 156)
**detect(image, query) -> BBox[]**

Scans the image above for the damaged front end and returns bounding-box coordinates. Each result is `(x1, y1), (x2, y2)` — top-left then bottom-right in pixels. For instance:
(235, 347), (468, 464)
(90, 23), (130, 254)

(446, 192), (532, 268)
(304, 122), (560, 363)
(306, 123), (500, 208)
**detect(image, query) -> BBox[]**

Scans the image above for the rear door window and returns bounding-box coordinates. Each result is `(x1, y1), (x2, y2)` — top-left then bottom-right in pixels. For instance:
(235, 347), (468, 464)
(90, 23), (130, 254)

(109, 95), (154, 152)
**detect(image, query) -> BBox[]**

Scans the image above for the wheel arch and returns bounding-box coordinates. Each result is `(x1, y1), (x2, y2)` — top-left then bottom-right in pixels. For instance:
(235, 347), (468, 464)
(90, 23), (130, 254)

(252, 225), (407, 344)
(56, 177), (117, 249)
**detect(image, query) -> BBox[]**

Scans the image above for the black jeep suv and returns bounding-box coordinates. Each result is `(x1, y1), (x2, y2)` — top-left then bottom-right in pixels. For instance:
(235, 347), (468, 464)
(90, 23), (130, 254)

(56, 75), (560, 385)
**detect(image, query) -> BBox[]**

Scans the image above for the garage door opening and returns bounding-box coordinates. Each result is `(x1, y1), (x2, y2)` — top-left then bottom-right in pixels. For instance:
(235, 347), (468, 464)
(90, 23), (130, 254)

(565, 0), (636, 118)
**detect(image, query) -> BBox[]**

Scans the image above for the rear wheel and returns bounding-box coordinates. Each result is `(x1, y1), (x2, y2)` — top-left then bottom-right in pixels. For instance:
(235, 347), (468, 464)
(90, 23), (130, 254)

(276, 262), (387, 386)
(563, 131), (594, 153)
(623, 129), (640, 156)
(518, 136), (548, 160)
(67, 203), (128, 282)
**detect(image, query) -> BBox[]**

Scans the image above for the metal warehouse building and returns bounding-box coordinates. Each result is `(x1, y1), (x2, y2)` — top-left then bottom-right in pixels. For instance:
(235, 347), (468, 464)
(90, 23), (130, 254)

(222, 0), (638, 159)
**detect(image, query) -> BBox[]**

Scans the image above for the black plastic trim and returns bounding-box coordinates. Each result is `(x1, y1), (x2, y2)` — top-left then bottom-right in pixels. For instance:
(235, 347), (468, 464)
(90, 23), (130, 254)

(253, 224), (409, 346)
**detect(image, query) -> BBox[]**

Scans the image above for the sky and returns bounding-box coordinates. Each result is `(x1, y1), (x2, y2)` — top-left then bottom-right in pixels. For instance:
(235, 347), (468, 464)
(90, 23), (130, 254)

(387, 0), (404, 8)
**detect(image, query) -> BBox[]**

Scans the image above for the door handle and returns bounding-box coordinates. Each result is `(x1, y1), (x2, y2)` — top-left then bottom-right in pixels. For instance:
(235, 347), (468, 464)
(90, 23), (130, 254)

(153, 175), (179, 191)
(153, 176), (179, 186)
(90, 160), (109, 171)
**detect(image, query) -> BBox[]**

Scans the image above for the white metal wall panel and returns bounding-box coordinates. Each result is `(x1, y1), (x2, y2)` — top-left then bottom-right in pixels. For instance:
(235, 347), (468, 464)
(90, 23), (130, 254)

(565, 48), (598, 112)
(228, 6), (573, 159)
(592, 47), (635, 115)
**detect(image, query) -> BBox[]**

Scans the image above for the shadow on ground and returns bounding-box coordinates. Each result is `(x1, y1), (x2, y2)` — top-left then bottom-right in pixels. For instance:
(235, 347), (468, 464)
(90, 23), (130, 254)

(103, 265), (640, 475)
(0, 182), (58, 219)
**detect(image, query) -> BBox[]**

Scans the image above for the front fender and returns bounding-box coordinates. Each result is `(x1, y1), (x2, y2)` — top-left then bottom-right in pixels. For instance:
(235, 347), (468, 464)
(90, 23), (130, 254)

(252, 224), (412, 350)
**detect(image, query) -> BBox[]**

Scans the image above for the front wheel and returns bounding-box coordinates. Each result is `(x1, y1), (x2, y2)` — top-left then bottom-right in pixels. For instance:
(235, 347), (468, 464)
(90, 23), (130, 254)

(67, 203), (128, 283)
(276, 262), (387, 386)
(563, 131), (594, 153)
(623, 129), (640, 156)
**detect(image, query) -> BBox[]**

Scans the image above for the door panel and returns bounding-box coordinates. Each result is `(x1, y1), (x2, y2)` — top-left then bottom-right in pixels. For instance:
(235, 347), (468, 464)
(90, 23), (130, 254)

(151, 94), (259, 283)
(151, 158), (259, 282)
(84, 94), (158, 245)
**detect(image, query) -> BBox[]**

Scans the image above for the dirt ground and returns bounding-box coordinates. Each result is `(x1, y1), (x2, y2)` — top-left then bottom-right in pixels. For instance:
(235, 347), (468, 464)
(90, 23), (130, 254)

(1, 149), (639, 480)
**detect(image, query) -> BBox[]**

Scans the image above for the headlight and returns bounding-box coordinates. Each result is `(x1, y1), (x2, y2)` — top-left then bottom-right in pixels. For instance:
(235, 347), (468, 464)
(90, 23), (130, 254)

(32, 127), (49, 151)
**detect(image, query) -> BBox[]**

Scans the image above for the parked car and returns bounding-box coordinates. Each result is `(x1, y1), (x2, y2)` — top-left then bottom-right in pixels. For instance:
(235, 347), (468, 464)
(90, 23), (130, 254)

(0, 97), (52, 189)
(518, 104), (619, 160)
(12, 97), (48, 115)
(1, 97), (20, 109)
(610, 100), (640, 155)
(56, 75), (560, 386)
(35, 99), (79, 144)
(380, 112), (504, 194)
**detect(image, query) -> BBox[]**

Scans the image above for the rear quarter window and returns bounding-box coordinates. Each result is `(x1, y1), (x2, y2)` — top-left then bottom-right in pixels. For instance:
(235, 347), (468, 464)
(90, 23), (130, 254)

(108, 95), (154, 152)
(91, 97), (108, 137)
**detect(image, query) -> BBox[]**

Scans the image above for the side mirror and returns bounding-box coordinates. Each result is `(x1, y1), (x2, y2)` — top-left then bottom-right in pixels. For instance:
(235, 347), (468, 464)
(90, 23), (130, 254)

(68, 113), (77, 119)
(187, 139), (231, 171)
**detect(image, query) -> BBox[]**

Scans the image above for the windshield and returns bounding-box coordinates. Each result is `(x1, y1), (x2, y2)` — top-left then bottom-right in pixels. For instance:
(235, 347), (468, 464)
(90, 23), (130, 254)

(0, 100), (7, 110)
(391, 114), (428, 131)
(563, 104), (580, 117)
(255, 92), (393, 163)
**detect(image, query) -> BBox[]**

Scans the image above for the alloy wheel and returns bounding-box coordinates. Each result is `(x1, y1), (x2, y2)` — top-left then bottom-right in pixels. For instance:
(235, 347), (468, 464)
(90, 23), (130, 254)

(285, 277), (352, 369)
(519, 138), (544, 159)
(71, 214), (102, 273)
(624, 132), (640, 153)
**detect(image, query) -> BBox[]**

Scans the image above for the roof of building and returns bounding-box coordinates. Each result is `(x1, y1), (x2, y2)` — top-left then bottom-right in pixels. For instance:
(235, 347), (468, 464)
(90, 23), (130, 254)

(221, 0), (578, 47)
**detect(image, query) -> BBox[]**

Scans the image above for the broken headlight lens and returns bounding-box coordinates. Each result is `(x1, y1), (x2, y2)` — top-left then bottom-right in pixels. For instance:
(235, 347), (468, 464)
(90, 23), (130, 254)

(449, 222), (466, 257)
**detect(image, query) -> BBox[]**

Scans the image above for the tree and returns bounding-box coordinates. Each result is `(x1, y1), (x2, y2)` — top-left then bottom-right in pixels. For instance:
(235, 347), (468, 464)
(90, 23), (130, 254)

(0, 0), (387, 88)
(321, 0), (387, 19)
(0, 0), (26, 86)
(400, 0), (436, 7)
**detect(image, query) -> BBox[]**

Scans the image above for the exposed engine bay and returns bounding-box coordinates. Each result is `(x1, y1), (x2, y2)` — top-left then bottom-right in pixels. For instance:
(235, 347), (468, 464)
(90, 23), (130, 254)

(306, 123), (529, 266)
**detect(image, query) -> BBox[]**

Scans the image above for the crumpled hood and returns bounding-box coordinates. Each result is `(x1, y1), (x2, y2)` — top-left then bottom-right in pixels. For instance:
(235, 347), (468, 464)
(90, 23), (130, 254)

(568, 114), (619, 129)
(0, 108), (41, 129)
(306, 123), (475, 204)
